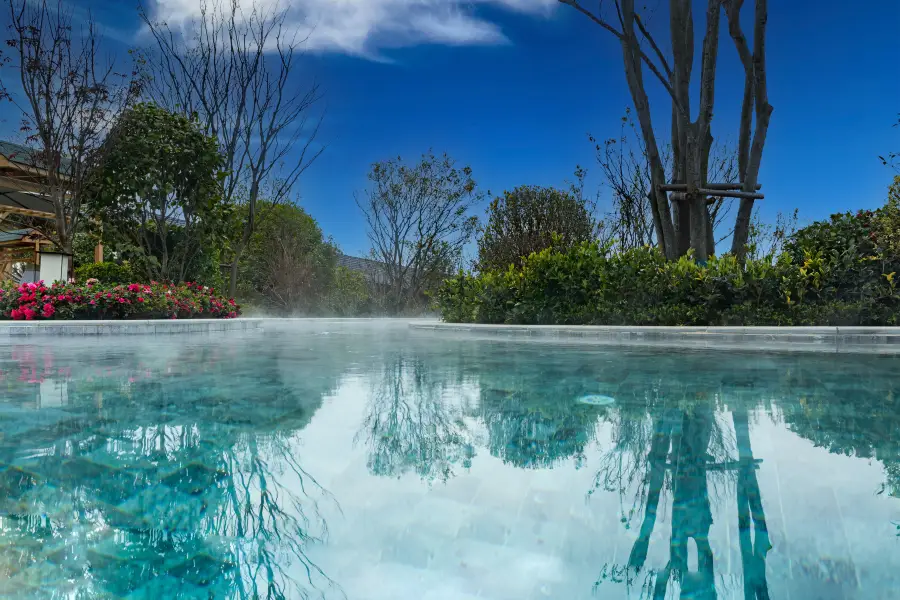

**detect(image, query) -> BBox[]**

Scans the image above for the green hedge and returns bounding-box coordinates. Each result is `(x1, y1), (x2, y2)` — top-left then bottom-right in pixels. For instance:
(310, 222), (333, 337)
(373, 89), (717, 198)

(435, 202), (900, 327)
(75, 261), (135, 285)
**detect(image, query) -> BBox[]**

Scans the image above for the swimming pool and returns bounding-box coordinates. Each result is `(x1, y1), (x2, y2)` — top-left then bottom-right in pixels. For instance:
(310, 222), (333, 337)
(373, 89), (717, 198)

(0, 321), (897, 598)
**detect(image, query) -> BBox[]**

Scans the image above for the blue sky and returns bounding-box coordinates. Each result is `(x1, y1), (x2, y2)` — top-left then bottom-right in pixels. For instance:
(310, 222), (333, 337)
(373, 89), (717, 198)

(3, 0), (898, 256)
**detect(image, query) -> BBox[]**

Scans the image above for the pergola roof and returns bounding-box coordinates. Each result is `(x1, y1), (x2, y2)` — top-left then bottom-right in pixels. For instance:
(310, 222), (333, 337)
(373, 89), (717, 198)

(0, 186), (55, 218)
(0, 228), (33, 244)
(0, 140), (72, 174)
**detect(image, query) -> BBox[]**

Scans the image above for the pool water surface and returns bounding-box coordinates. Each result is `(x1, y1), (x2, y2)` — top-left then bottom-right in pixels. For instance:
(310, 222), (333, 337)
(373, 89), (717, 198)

(0, 321), (898, 599)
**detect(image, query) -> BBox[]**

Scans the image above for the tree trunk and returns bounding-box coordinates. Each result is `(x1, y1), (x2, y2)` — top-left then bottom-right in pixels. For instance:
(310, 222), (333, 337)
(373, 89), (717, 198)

(228, 246), (244, 299)
(729, 0), (773, 260)
(621, 0), (677, 259)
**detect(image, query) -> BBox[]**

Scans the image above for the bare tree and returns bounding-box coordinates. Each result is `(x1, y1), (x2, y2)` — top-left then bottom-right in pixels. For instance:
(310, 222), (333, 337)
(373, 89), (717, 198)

(560, 0), (772, 260)
(593, 108), (739, 252)
(139, 0), (325, 297)
(357, 151), (481, 315)
(0, 0), (140, 264)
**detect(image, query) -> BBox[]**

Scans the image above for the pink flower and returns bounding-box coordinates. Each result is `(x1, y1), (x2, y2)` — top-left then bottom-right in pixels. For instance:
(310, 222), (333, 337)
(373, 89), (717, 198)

(118, 298), (125, 304)
(41, 303), (55, 318)
(137, 297), (145, 303)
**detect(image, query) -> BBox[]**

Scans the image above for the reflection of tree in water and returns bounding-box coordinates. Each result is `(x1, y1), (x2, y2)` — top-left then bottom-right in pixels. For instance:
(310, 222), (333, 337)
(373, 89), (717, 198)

(469, 347), (610, 469)
(777, 359), (900, 500)
(358, 354), (474, 482)
(591, 359), (772, 600)
(476, 380), (606, 470)
(357, 344), (609, 478)
(0, 340), (347, 599)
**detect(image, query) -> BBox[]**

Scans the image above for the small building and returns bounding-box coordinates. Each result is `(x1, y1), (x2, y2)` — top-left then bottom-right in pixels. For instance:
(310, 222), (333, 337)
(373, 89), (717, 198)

(0, 141), (81, 283)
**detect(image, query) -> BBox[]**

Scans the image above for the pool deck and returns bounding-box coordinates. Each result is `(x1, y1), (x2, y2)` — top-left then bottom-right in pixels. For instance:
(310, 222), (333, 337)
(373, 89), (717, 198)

(0, 318), (263, 337)
(409, 322), (900, 354)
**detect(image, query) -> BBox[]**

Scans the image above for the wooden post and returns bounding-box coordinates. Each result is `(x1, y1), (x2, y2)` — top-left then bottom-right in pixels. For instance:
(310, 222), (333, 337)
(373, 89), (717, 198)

(94, 219), (103, 263)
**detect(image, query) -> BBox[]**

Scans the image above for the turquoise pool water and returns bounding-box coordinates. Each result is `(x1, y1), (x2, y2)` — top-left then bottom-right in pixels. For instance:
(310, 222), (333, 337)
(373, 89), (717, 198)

(0, 322), (898, 599)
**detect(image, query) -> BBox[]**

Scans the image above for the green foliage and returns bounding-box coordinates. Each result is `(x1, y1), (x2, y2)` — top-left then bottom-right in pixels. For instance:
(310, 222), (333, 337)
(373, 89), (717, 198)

(438, 179), (900, 326)
(874, 176), (900, 257)
(358, 150), (482, 314)
(72, 232), (100, 269)
(237, 202), (339, 314)
(477, 185), (598, 272)
(783, 181), (900, 308)
(87, 102), (228, 283)
(327, 266), (372, 316)
(436, 243), (899, 327)
(74, 261), (135, 285)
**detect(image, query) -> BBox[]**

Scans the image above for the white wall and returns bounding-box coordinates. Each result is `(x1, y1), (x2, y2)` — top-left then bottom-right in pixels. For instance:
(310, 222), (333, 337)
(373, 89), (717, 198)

(38, 253), (71, 284)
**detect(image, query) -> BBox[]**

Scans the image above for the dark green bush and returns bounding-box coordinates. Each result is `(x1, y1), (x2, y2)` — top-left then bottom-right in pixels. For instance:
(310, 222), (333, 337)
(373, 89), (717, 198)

(435, 238), (900, 327)
(74, 261), (135, 285)
(438, 183), (900, 327)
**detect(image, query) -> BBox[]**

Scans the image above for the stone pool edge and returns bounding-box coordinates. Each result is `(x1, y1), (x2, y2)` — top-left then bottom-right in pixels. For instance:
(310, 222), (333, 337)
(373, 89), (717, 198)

(0, 318), (263, 337)
(408, 322), (900, 354)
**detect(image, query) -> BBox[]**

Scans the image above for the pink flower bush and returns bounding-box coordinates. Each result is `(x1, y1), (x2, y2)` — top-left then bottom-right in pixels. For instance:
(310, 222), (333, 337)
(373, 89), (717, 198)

(0, 280), (241, 321)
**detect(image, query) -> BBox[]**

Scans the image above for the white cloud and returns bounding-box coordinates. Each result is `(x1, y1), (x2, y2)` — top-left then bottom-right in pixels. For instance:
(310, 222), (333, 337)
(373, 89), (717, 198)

(146, 0), (555, 56)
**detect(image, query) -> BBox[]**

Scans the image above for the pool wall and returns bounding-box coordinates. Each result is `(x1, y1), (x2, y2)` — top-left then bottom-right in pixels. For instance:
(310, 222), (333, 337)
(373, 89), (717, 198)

(409, 322), (900, 354)
(0, 318), (262, 337)
(2, 318), (899, 354)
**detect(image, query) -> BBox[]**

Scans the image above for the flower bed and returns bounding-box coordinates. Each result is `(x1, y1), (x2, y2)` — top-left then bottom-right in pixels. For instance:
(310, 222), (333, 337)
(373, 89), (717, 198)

(0, 281), (240, 320)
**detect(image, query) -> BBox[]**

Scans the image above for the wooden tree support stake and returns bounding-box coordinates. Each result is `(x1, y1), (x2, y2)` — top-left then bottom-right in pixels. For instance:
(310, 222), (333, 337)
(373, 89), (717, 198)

(659, 182), (762, 192)
(698, 189), (765, 200)
(658, 183), (765, 201)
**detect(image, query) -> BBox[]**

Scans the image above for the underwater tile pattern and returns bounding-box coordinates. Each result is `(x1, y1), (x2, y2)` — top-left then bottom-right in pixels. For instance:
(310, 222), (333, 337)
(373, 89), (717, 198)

(0, 321), (899, 599)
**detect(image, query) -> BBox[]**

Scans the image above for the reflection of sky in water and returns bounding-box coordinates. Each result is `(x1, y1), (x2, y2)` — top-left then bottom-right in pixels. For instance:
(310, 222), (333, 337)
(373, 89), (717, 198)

(0, 321), (898, 599)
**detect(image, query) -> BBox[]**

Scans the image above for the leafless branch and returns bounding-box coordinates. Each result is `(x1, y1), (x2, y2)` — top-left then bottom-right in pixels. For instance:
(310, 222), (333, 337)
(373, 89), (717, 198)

(0, 0), (141, 259)
(139, 0), (326, 295)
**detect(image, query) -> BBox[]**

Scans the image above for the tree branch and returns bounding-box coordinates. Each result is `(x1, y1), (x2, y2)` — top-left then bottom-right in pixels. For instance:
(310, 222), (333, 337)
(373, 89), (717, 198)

(558, 0), (686, 118)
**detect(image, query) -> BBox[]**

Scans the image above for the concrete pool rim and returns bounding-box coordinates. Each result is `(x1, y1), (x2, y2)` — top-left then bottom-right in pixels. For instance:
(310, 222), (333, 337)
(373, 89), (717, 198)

(0, 318), (263, 336)
(408, 322), (900, 354)
(2, 319), (899, 354)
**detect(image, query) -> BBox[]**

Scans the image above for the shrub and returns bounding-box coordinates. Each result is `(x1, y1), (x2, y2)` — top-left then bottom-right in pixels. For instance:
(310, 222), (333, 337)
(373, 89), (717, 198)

(438, 182), (900, 327)
(0, 280), (240, 320)
(435, 242), (900, 327)
(74, 261), (135, 285)
(477, 185), (597, 271)
(327, 266), (372, 316)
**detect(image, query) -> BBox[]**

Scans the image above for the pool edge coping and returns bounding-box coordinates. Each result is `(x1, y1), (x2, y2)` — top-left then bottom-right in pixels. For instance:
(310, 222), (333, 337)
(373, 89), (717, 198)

(0, 318), (263, 336)
(408, 322), (900, 354)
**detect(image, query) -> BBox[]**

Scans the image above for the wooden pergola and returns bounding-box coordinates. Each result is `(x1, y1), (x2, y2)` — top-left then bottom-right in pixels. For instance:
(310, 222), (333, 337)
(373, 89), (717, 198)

(0, 141), (105, 281)
(0, 187), (57, 280)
